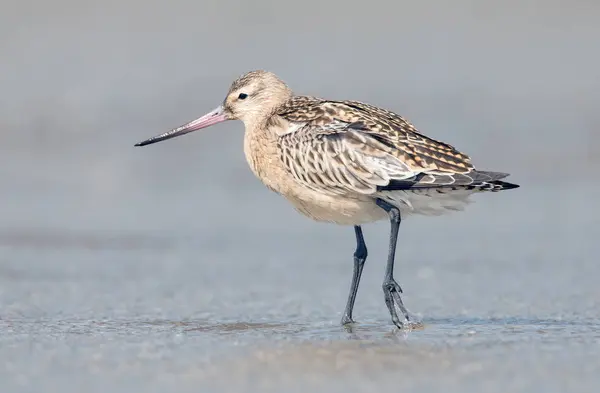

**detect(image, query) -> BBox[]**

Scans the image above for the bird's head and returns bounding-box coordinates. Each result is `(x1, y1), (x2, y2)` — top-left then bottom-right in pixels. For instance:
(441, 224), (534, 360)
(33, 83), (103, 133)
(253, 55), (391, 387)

(135, 70), (292, 147)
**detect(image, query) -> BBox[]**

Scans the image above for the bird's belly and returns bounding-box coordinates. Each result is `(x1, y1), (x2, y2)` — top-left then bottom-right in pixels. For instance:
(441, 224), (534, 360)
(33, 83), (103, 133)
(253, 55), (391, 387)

(244, 140), (387, 225)
(283, 188), (387, 225)
(376, 189), (475, 216)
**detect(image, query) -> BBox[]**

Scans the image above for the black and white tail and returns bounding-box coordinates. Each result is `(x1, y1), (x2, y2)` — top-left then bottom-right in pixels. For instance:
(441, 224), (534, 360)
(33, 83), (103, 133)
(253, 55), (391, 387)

(469, 179), (520, 192)
(375, 170), (519, 216)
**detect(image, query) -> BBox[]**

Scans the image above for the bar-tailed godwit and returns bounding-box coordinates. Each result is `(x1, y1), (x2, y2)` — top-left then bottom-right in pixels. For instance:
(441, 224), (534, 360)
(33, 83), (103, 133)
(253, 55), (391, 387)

(135, 70), (519, 329)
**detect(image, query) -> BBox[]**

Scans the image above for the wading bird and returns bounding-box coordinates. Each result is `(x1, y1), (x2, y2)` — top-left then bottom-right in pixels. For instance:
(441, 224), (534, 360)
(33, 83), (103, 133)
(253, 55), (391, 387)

(135, 70), (519, 329)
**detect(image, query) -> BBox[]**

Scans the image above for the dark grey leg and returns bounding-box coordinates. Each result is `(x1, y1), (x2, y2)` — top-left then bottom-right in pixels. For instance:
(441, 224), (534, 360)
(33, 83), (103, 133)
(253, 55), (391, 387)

(376, 198), (410, 329)
(341, 225), (368, 325)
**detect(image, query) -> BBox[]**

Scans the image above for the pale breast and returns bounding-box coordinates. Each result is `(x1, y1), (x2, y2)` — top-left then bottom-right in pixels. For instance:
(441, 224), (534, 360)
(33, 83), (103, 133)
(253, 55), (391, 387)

(243, 125), (387, 225)
(243, 126), (287, 193)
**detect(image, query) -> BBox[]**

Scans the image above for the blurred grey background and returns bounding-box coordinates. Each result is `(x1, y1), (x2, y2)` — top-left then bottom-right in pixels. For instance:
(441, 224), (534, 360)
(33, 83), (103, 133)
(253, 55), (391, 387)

(1, 1), (599, 392)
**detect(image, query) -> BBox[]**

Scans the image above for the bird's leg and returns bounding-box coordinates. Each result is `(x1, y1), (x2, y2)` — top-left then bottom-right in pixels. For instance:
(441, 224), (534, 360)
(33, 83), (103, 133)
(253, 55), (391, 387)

(341, 225), (368, 325)
(376, 198), (410, 329)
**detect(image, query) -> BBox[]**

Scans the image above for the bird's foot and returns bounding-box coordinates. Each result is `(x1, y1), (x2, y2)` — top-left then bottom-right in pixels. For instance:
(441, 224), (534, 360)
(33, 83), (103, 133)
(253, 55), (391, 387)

(382, 278), (410, 329)
(340, 314), (355, 326)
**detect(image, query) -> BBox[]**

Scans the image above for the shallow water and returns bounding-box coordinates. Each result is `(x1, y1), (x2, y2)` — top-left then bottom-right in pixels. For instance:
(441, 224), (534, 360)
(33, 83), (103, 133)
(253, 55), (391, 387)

(2, 1), (600, 392)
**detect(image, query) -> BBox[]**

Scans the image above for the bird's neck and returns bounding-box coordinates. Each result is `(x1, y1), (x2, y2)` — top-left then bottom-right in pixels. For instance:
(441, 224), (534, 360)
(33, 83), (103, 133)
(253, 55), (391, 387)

(240, 96), (292, 135)
(242, 111), (288, 190)
(242, 115), (280, 159)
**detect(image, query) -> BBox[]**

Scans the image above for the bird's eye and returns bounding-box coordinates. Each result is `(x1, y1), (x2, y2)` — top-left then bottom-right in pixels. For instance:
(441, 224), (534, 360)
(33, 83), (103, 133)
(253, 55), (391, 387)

(238, 93), (248, 100)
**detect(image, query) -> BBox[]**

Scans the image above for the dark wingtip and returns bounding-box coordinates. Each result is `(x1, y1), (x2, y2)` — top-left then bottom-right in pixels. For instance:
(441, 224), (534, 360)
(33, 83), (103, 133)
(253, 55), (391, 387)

(491, 180), (520, 190)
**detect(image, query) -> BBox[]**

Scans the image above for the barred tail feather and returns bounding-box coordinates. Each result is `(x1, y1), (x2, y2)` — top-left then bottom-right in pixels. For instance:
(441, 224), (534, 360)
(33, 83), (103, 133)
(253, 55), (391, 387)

(474, 180), (520, 192)
(376, 177), (519, 216)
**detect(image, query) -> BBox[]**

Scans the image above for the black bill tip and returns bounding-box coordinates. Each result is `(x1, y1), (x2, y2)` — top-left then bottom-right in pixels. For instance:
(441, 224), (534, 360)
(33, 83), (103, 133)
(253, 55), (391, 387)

(134, 135), (167, 147)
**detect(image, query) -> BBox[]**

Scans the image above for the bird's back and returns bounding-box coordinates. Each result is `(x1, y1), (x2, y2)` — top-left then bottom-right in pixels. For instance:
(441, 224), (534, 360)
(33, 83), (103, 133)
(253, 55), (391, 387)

(272, 95), (518, 217)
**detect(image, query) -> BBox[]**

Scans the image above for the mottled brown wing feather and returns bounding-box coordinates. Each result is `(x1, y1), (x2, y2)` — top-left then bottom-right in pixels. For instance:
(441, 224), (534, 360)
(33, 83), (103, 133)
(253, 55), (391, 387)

(276, 96), (475, 195)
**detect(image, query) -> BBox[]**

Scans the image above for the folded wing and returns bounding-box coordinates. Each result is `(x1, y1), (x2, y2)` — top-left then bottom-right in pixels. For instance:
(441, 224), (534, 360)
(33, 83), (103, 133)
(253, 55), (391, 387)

(277, 99), (479, 195)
